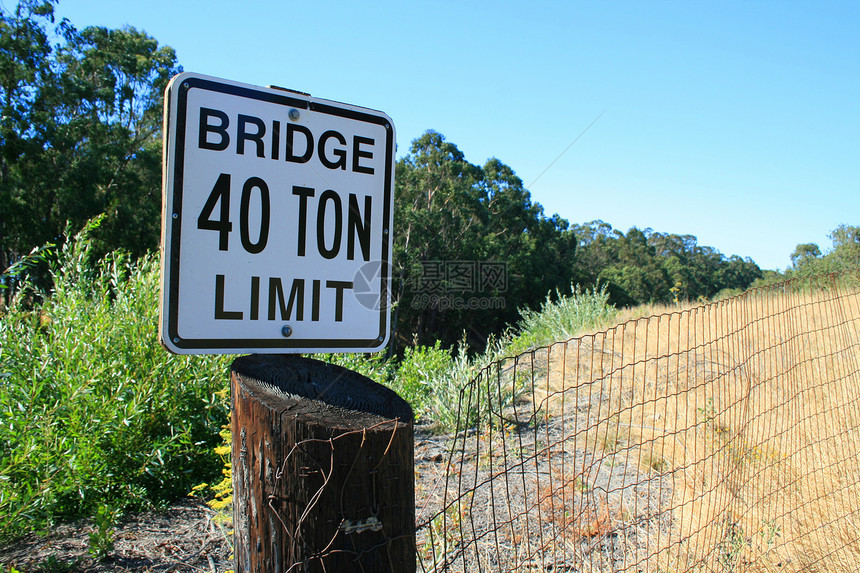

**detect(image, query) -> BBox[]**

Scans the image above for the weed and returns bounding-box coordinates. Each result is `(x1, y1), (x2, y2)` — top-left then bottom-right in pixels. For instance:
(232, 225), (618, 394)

(759, 519), (780, 547)
(34, 555), (77, 573)
(386, 341), (452, 413)
(200, 422), (234, 517)
(311, 285), (617, 435)
(512, 284), (617, 353)
(670, 281), (684, 306)
(87, 504), (119, 561)
(697, 398), (716, 425)
(191, 405), (234, 555)
(718, 520), (749, 570)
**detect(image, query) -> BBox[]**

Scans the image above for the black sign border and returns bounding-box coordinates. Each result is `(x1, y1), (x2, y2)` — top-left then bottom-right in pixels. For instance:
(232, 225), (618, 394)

(162, 74), (393, 353)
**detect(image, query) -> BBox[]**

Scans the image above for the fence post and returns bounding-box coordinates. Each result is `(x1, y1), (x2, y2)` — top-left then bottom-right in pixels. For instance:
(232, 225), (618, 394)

(230, 354), (415, 572)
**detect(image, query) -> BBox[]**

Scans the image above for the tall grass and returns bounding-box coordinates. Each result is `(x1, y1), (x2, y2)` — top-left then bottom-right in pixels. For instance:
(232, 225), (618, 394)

(318, 286), (618, 431)
(424, 285), (618, 431)
(511, 284), (617, 353)
(0, 227), (231, 541)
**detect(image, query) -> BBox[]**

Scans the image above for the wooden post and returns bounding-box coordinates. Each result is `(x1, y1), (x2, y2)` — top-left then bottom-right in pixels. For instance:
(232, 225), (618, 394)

(231, 354), (415, 573)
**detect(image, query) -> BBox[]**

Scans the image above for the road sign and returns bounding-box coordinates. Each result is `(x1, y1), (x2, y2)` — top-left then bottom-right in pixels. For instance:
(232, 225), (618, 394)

(159, 72), (395, 354)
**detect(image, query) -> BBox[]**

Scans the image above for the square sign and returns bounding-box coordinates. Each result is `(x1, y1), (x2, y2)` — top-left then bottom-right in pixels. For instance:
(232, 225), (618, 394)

(159, 72), (395, 354)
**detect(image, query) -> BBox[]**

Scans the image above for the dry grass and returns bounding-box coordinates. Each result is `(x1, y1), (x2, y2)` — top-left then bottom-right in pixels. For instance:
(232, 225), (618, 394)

(417, 274), (860, 572)
(533, 279), (860, 571)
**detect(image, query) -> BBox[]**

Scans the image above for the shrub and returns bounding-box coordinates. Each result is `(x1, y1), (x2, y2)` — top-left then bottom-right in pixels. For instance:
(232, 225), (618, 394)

(0, 226), (231, 541)
(511, 284), (616, 353)
(390, 342), (453, 416)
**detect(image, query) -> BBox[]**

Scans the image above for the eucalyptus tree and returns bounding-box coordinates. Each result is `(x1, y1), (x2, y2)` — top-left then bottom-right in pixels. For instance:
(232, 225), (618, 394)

(0, 0), (179, 277)
(392, 131), (576, 351)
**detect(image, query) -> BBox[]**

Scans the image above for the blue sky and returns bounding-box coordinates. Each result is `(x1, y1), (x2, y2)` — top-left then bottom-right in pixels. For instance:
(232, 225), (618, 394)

(48, 0), (860, 271)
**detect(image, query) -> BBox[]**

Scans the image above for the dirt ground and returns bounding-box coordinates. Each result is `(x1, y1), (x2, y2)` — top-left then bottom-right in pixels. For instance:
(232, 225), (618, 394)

(0, 498), (232, 573)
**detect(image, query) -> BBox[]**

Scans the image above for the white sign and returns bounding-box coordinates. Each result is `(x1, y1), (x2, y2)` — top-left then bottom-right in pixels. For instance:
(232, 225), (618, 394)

(159, 72), (394, 354)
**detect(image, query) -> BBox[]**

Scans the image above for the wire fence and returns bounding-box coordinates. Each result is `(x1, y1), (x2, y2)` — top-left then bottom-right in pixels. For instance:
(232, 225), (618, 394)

(414, 271), (860, 572)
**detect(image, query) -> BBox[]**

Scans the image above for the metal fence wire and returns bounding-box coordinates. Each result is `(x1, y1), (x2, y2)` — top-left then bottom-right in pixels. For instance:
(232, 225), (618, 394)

(414, 271), (860, 572)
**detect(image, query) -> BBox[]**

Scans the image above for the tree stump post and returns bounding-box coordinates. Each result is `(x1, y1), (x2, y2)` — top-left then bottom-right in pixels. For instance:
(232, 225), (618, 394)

(230, 354), (415, 573)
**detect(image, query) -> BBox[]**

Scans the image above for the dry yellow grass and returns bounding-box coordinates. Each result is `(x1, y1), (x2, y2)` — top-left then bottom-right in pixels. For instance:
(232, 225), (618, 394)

(416, 274), (860, 572)
(532, 278), (860, 571)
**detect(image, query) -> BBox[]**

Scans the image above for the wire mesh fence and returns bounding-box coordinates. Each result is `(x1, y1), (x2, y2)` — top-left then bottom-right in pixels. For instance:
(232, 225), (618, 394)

(415, 271), (860, 572)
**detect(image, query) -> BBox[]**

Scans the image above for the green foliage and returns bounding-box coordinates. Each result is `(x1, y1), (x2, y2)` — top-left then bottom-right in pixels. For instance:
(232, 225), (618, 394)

(790, 243), (822, 268)
(0, 1), (179, 274)
(392, 131), (577, 351)
(0, 226), (230, 542)
(422, 337), (482, 432)
(784, 224), (860, 278)
(311, 351), (394, 391)
(511, 284), (617, 353)
(571, 221), (762, 307)
(312, 343), (453, 419)
(310, 286), (616, 432)
(418, 287), (618, 431)
(87, 504), (119, 561)
(192, 414), (233, 527)
(828, 225), (860, 269)
(30, 556), (77, 573)
(390, 342), (453, 412)
(0, 242), (56, 307)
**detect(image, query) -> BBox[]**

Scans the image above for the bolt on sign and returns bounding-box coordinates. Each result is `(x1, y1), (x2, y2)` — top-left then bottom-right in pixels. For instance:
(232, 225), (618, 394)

(159, 72), (395, 354)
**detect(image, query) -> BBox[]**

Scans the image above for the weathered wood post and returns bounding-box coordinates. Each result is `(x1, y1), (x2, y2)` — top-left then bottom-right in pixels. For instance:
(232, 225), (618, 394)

(231, 354), (415, 572)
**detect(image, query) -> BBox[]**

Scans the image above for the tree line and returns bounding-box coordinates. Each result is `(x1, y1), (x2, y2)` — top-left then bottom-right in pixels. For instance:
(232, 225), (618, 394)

(389, 131), (765, 350)
(7, 0), (854, 353)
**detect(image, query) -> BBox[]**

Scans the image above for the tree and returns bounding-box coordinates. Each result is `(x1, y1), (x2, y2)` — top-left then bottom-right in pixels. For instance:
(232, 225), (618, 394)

(391, 131), (484, 349)
(569, 220), (619, 285)
(391, 131), (576, 351)
(790, 243), (821, 268)
(0, 0), (57, 274)
(599, 228), (669, 305)
(0, 0), (179, 275)
(50, 24), (178, 256)
(785, 225), (860, 278)
(570, 222), (761, 307)
(714, 255), (763, 295)
(828, 225), (860, 270)
(478, 157), (577, 331)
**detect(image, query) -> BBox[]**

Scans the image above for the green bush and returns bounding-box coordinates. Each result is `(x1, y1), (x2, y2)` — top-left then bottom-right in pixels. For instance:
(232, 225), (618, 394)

(422, 286), (618, 431)
(389, 342), (452, 415)
(511, 284), (616, 352)
(0, 228), (231, 541)
(313, 342), (453, 421)
(310, 351), (394, 391)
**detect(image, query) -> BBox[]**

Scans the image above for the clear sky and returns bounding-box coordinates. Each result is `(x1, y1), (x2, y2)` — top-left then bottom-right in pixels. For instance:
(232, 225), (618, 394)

(46, 0), (860, 271)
